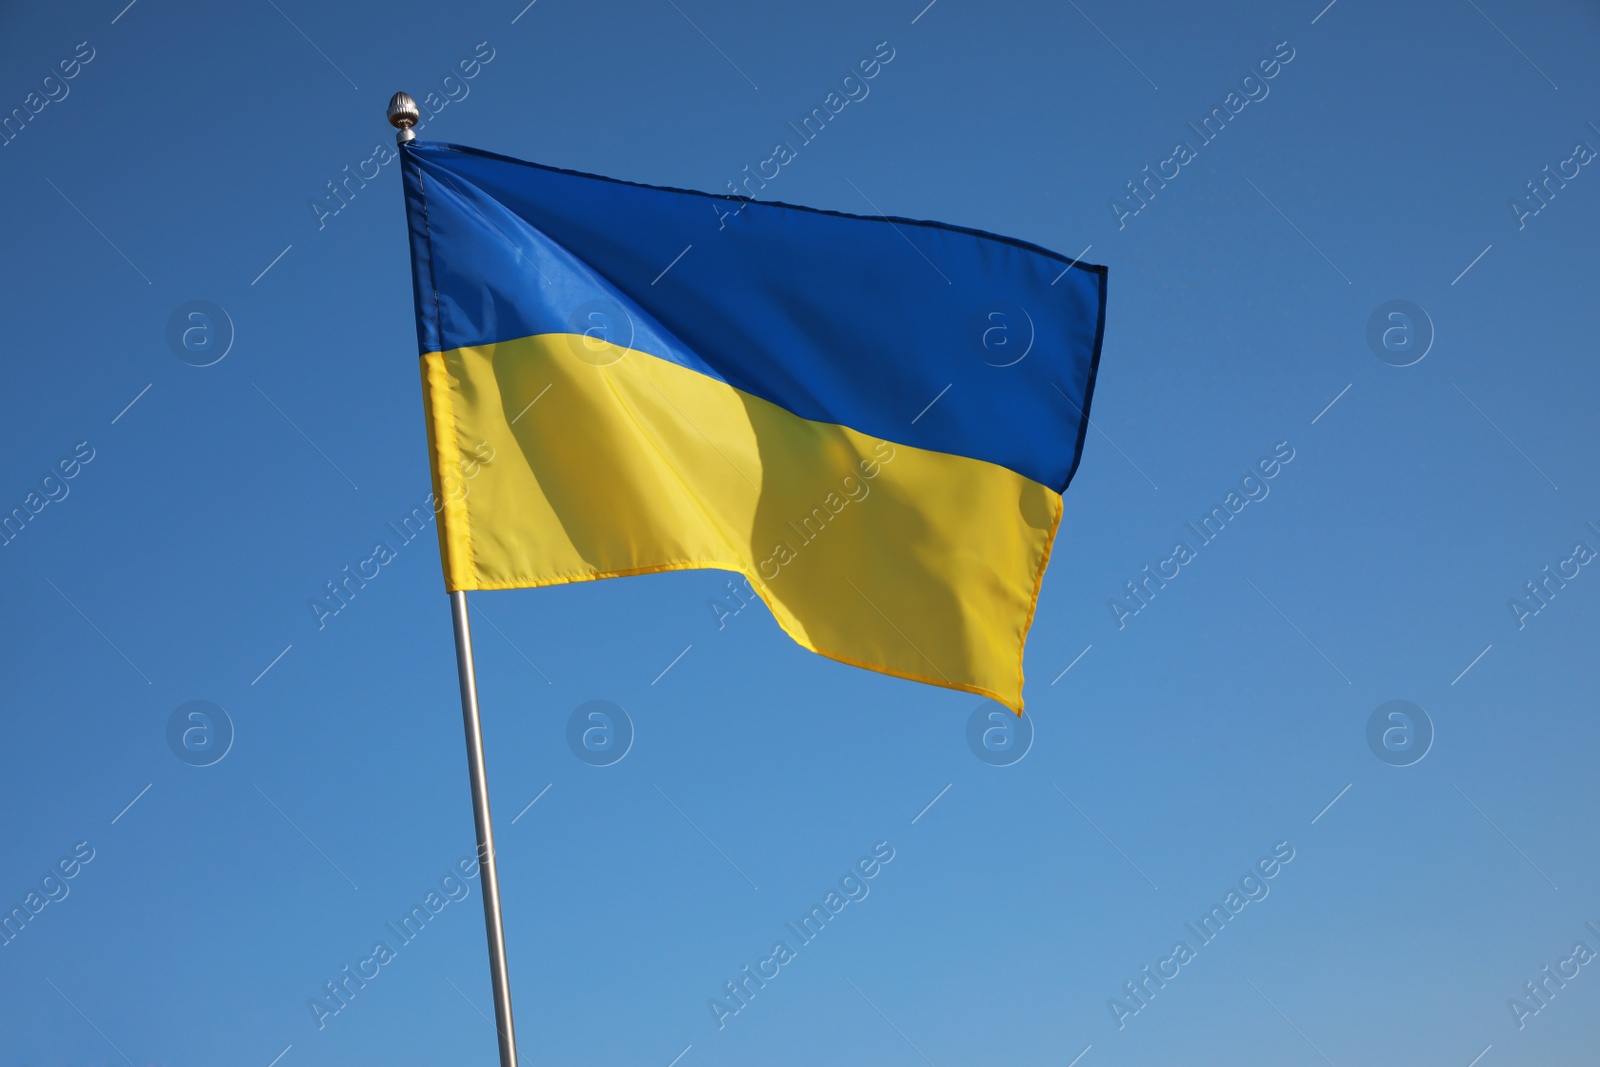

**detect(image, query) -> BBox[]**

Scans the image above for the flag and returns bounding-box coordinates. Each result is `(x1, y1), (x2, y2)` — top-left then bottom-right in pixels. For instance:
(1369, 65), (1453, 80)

(401, 141), (1106, 712)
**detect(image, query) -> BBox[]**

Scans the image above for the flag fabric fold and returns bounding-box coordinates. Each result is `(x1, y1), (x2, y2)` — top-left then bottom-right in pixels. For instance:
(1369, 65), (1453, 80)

(401, 141), (1106, 712)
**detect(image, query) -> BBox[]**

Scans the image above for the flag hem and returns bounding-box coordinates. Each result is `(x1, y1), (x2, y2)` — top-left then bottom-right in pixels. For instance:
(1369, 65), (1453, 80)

(458, 552), (1051, 715)
(403, 141), (1108, 278)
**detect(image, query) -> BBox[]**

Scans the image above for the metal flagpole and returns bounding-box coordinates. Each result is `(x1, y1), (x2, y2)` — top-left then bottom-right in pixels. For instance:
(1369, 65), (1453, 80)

(449, 590), (520, 1067)
(387, 91), (520, 1067)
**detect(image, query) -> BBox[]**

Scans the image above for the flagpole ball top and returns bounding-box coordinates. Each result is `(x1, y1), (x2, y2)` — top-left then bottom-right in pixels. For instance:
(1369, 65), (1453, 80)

(387, 91), (420, 143)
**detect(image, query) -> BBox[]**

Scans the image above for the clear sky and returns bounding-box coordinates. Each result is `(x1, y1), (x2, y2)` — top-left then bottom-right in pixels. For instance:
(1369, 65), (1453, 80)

(3, 1), (1599, 1065)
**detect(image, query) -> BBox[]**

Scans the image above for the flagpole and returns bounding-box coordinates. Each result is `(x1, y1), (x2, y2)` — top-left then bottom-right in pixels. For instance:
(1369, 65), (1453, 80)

(387, 89), (520, 1067)
(449, 590), (521, 1067)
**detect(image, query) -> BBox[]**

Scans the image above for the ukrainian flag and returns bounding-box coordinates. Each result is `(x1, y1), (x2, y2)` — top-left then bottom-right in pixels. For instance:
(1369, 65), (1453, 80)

(402, 142), (1106, 713)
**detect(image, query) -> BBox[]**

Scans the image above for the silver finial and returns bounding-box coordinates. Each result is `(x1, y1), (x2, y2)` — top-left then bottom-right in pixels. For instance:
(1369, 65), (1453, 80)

(387, 91), (421, 144)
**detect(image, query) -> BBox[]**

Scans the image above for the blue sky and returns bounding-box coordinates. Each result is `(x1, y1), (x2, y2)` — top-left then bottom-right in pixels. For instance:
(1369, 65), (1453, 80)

(3, 1), (1599, 1065)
